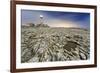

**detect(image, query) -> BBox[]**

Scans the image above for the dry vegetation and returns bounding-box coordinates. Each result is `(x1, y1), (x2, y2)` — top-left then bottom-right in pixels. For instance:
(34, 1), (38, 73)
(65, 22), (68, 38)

(21, 27), (90, 63)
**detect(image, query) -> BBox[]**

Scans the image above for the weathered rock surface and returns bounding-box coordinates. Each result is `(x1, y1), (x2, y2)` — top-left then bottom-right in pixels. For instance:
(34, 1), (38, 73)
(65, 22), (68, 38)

(21, 27), (90, 63)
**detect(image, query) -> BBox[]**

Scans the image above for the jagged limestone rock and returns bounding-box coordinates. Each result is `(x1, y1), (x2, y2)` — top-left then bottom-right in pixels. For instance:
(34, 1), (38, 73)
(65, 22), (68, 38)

(21, 27), (90, 63)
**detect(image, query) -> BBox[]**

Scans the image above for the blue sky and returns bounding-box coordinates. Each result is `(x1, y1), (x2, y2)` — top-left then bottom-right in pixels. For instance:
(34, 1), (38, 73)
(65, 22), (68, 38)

(21, 10), (90, 29)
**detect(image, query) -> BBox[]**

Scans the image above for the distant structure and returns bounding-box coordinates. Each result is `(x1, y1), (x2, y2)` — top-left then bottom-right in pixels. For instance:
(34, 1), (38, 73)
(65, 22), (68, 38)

(22, 23), (35, 27)
(40, 15), (44, 25)
(35, 15), (49, 27)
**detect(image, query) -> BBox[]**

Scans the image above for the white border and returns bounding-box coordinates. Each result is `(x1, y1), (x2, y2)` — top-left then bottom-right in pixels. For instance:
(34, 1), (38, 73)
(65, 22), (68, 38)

(16, 5), (94, 69)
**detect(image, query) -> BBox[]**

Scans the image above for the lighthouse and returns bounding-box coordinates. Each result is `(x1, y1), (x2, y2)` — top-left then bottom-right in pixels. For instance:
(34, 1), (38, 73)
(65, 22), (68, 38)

(40, 15), (44, 25)
(36, 14), (49, 27)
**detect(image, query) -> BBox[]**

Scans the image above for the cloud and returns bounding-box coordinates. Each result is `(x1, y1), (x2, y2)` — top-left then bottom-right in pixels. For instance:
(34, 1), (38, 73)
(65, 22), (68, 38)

(21, 10), (90, 29)
(46, 19), (80, 28)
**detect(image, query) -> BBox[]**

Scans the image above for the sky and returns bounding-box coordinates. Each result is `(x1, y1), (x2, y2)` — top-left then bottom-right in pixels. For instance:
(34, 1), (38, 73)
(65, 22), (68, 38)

(21, 9), (90, 29)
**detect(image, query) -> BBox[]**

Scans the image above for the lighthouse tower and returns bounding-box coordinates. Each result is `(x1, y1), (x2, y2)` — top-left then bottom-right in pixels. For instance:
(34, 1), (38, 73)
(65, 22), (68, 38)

(40, 15), (43, 25)
(36, 14), (49, 27)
